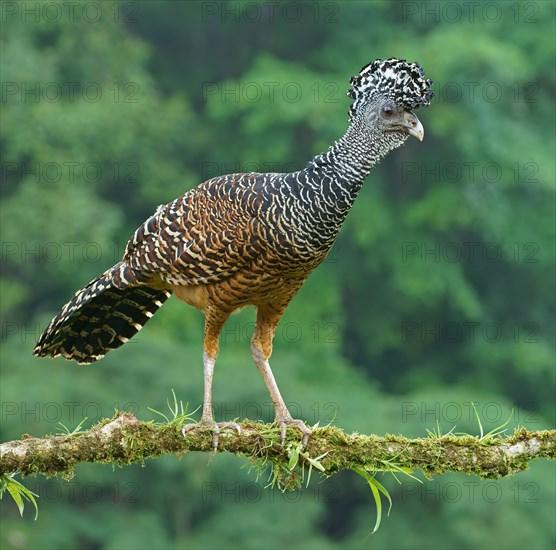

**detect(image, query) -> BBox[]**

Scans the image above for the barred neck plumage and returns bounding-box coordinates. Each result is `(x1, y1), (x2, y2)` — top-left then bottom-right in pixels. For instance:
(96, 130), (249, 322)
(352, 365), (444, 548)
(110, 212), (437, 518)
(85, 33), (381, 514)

(296, 115), (408, 239)
(308, 115), (408, 198)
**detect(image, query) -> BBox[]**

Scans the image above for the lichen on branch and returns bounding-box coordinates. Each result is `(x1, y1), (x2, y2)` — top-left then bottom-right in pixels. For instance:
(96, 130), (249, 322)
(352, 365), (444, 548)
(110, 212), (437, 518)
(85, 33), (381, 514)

(1, 413), (554, 486)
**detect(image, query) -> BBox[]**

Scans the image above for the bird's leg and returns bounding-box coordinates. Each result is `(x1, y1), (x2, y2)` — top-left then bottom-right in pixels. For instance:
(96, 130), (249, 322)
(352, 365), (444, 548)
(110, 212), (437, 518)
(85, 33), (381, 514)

(251, 305), (311, 447)
(199, 351), (217, 424)
(182, 309), (240, 450)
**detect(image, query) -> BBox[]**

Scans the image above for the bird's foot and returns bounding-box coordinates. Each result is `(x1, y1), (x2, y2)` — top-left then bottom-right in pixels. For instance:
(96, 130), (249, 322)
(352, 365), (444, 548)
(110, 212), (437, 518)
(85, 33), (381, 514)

(277, 416), (311, 448)
(182, 420), (241, 450)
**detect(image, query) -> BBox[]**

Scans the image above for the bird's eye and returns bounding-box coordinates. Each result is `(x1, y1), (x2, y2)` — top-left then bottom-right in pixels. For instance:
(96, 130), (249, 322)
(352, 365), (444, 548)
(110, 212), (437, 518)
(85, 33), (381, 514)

(383, 107), (393, 116)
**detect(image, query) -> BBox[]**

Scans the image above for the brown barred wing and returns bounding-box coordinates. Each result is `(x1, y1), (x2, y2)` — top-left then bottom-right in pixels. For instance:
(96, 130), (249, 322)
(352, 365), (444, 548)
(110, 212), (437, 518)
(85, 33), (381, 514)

(123, 176), (259, 286)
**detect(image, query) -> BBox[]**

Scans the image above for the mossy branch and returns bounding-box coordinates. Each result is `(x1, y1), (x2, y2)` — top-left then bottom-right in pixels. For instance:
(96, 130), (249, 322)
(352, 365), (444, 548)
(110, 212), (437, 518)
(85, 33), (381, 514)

(1, 413), (554, 484)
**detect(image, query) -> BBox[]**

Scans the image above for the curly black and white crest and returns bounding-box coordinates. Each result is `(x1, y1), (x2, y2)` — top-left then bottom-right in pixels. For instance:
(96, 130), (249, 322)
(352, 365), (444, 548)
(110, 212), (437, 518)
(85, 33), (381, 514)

(347, 58), (433, 120)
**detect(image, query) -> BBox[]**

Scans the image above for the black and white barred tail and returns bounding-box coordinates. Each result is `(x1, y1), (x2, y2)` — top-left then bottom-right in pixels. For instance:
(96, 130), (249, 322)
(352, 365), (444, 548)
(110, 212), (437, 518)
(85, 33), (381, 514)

(33, 262), (171, 364)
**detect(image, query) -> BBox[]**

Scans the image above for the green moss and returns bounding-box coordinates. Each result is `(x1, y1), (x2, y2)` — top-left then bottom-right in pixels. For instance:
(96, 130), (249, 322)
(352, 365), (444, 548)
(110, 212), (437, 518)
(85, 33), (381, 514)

(1, 415), (554, 490)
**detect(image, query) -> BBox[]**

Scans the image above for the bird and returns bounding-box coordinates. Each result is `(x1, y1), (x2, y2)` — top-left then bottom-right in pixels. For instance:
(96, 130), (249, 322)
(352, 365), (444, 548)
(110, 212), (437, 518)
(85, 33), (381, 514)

(34, 58), (433, 448)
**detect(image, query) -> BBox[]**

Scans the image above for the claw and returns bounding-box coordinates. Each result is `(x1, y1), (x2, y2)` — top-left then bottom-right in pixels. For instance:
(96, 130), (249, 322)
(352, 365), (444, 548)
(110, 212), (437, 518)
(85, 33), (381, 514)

(182, 421), (241, 450)
(277, 417), (311, 448)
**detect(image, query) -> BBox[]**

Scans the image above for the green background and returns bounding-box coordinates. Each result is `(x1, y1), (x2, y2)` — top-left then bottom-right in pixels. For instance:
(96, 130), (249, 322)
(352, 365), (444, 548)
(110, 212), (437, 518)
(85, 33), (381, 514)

(1, 1), (554, 548)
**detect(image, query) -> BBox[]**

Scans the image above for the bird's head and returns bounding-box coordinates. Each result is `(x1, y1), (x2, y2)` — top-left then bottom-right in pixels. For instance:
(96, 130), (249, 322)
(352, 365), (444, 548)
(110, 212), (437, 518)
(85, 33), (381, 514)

(347, 58), (433, 142)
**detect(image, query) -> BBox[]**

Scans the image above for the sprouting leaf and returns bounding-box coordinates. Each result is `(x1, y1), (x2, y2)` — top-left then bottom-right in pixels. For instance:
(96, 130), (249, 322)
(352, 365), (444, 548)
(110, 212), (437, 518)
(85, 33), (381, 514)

(287, 442), (302, 470)
(57, 417), (89, 437)
(1, 474), (39, 520)
(352, 467), (392, 533)
(148, 390), (197, 426)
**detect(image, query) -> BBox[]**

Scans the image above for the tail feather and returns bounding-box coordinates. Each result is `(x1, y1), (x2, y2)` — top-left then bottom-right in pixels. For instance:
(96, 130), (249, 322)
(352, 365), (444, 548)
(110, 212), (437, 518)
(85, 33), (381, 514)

(34, 264), (171, 364)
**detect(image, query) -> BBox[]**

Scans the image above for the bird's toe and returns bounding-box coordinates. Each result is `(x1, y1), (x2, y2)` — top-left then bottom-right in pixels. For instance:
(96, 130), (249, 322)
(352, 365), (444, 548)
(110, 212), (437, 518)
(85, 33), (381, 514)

(182, 420), (241, 450)
(277, 417), (311, 448)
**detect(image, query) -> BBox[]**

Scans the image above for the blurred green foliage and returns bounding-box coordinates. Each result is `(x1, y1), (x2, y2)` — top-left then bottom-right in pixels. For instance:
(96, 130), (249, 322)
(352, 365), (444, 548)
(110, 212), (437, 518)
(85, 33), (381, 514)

(1, 1), (554, 548)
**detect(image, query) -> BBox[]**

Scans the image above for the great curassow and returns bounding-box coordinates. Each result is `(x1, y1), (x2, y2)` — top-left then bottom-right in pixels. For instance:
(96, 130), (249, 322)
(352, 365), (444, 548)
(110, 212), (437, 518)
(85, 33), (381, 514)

(35, 59), (433, 447)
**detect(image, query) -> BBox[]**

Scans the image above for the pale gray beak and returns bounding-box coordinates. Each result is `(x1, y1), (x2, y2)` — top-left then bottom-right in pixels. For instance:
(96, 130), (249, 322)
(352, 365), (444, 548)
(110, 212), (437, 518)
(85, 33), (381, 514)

(401, 111), (425, 141)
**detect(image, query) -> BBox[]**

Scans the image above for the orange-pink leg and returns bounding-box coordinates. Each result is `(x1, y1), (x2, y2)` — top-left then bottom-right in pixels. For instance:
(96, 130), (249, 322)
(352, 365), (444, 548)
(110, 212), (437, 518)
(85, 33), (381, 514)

(251, 304), (311, 446)
(182, 308), (240, 449)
